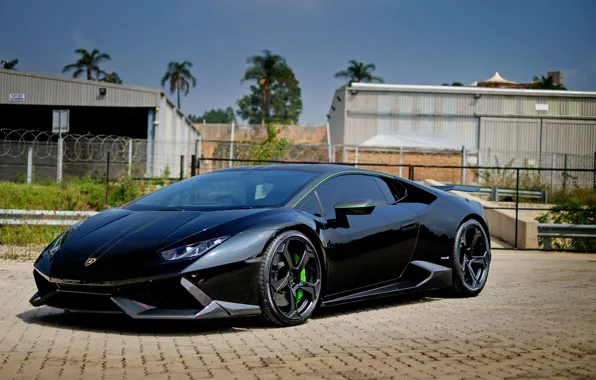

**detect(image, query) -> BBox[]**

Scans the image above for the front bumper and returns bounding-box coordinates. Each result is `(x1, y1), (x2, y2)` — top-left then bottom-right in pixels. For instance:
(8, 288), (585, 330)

(30, 269), (261, 320)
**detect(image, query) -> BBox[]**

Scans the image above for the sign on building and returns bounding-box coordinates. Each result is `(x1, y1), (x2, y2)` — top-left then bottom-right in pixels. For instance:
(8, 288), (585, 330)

(9, 93), (25, 102)
(52, 109), (70, 134)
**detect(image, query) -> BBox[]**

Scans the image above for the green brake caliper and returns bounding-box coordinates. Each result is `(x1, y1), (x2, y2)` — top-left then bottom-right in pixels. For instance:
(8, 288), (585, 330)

(292, 253), (307, 303)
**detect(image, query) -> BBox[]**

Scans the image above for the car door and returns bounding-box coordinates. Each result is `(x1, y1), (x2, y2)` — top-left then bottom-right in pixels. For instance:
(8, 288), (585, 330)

(314, 174), (419, 296)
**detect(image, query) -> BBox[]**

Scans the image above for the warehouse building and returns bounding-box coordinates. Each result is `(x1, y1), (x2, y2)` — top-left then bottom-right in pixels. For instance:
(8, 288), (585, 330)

(0, 68), (199, 179)
(327, 80), (596, 170)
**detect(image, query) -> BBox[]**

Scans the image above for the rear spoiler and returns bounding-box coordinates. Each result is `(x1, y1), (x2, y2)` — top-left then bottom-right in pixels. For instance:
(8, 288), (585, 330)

(431, 185), (480, 193)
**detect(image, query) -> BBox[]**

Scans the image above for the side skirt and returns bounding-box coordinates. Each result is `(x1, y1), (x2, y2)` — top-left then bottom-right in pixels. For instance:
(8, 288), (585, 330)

(321, 260), (452, 307)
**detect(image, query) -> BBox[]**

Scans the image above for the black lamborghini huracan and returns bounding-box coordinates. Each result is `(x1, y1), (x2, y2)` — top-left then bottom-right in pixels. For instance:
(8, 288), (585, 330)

(30, 164), (491, 326)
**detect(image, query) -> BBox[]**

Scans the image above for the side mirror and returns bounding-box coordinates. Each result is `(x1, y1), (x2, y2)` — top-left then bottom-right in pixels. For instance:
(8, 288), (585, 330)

(333, 198), (376, 216)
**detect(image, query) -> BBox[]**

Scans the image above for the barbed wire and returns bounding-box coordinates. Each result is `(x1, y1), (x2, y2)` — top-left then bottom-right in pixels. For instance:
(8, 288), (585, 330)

(2, 128), (594, 169)
(0, 129), (146, 163)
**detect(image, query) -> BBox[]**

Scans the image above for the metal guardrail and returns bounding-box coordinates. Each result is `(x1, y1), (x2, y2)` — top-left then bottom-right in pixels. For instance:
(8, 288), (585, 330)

(0, 209), (98, 226)
(538, 223), (596, 249)
(476, 187), (547, 203)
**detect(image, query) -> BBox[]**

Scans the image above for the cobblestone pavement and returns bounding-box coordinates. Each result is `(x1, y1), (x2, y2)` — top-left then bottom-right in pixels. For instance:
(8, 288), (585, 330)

(1, 251), (595, 380)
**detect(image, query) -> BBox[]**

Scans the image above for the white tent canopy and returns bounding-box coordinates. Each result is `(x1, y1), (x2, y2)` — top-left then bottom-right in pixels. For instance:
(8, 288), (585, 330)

(359, 132), (465, 151)
(482, 72), (517, 84)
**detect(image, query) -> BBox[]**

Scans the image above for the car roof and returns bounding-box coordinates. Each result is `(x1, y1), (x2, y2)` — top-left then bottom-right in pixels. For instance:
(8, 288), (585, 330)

(218, 163), (378, 175)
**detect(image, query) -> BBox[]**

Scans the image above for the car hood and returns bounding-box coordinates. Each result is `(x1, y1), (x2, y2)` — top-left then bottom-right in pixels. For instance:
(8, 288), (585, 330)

(38, 207), (273, 281)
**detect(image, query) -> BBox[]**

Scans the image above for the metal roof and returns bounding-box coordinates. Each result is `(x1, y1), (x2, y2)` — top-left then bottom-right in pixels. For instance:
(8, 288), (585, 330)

(350, 82), (596, 98)
(0, 68), (163, 107)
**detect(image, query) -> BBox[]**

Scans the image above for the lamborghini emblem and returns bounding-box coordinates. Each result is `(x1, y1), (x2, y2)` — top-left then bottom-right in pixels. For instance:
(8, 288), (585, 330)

(85, 257), (97, 266)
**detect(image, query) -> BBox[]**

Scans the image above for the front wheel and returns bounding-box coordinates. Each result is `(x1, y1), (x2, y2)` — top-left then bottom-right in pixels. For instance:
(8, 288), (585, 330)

(257, 230), (323, 327)
(450, 219), (491, 297)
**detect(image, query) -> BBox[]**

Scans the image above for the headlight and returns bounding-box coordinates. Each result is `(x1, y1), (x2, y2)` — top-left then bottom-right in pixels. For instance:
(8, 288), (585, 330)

(160, 236), (230, 261)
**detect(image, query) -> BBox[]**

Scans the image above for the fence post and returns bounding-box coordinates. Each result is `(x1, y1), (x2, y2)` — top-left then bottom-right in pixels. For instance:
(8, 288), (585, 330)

(491, 187), (498, 202)
(191, 155), (197, 176)
(56, 136), (64, 183)
(326, 122), (332, 162)
(543, 237), (552, 250)
(354, 147), (359, 168)
(487, 148), (491, 166)
(593, 151), (596, 190)
(460, 145), (467, 185)
(197, 135), (202, 174)
(229, 122), (235, 168)
(399, 147), (403, 177)
(515, 168), (520, 249)
(27, 147), (33, 184)
(562, 154), (568, 192)
(128, 138), (133, 177)
(180, 155), (184, 180)
(104, 152), (110, 206)
(551, 153), (556, 191)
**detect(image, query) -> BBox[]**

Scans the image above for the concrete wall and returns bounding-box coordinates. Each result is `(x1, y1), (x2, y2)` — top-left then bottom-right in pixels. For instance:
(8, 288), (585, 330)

(424, 179), (547, 249)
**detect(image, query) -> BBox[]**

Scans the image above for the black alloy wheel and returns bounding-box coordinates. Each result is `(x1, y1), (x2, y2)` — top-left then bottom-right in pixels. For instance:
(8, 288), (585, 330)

(450, 219), (491, 297)
(258, 230), (323, 326)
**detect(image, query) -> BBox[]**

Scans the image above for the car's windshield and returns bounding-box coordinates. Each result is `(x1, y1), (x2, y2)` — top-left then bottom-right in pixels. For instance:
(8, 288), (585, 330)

(124, 169), (319, 211)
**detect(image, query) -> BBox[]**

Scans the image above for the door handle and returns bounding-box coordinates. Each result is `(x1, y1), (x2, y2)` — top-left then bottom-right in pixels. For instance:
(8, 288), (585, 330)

(400, 220), (418, 230)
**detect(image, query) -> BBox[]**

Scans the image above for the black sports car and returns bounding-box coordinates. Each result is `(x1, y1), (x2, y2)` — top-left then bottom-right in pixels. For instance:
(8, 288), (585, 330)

(30, 164), (491, 326)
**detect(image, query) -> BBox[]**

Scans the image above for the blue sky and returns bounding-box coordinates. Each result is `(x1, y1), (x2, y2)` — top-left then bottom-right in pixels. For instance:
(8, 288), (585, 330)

(1, 0), (595, 124)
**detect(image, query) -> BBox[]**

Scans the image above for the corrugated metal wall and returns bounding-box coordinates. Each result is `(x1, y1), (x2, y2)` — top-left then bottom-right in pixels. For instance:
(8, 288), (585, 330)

(328, 87), (346, 145)
(151, 96), (198, 177)
(342, 89), (596, 161)
(541, 120), (596, 156)
(0, 69), (160, 107)
(480, 118), (540, 152)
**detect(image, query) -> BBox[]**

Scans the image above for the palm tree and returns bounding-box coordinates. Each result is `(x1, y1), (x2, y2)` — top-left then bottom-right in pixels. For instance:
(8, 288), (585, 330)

(99, 72), (122, 84)
(241, 49), (296, 124)
(531, 75), (567, 90)
(334, 60), (384, 86)
(161, 61), (196, 109)
(441, 82), (464, 86)
(1, 58), (19, 70)
(62, 48), (111, 80)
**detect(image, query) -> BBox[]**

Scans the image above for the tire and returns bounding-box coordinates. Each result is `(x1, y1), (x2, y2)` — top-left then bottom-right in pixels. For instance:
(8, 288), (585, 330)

(450, 219), (491, 297)
(258, 230), (323, 327)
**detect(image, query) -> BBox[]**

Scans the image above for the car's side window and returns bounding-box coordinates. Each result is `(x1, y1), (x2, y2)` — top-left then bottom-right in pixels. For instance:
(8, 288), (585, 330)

(373, 176), (407, 203)
(315, 174), (388, 217)
(297, 193), (322, 217)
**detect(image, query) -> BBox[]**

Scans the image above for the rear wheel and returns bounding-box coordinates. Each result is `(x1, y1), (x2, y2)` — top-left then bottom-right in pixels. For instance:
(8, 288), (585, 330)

(450, 219), (491, 297)
(258, 230), (323, 327)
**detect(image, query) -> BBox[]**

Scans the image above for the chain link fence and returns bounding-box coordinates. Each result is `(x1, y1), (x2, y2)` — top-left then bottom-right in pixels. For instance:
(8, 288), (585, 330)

(1, 128), (594, 191)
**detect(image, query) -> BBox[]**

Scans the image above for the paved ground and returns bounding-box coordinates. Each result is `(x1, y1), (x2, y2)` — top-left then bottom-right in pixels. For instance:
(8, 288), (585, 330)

(1, 251), (595, 380)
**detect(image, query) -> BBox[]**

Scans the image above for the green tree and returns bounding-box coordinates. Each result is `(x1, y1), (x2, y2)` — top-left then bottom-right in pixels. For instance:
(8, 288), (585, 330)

(334, 60), (384, 86)
(237, 82), (302, 125)
(1, 58), (19, 70)
(188, 107), (237, 124)
(240, 49), (299, 124)
(161, 61), (196, 109)
(441, 82), (464, 86)
(62, 48), (111, 80)
(99, 71), (122, 84)
(531, 75), (567, 90)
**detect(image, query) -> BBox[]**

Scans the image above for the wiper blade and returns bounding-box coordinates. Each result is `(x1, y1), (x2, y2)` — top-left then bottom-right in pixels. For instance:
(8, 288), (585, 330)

(157, 207), (185, 211)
